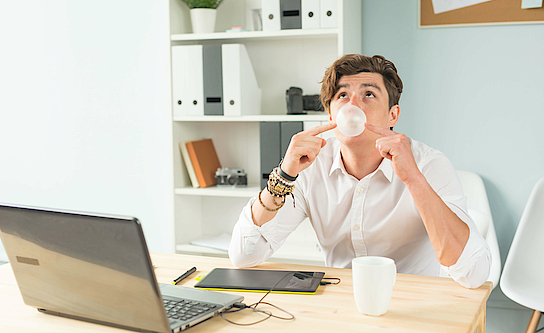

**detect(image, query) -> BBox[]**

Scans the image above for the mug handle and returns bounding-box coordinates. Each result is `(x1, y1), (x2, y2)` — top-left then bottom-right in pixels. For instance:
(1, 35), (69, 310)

(391, 264), (397, 286)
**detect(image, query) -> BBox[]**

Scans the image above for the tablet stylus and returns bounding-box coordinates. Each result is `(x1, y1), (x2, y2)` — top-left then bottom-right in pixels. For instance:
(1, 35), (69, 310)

(173, 267), (197, 285)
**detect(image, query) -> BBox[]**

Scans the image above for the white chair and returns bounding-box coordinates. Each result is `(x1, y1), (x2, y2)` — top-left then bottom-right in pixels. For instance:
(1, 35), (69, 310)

(457, 170), (501, 289)
(500, 178), (544, 333)
(439, 171), (501, 289)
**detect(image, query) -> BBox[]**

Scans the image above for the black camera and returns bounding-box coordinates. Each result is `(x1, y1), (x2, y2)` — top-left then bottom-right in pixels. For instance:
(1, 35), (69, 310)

(285, 87), (324, 114)
(215, 168), (248, 187)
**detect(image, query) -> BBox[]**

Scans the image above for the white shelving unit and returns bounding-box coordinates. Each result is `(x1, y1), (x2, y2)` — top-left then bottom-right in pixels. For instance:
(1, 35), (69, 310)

(173, 114), (328, 122)
(174, 186), (260, 198)
(171, 28), (338, 42)
(169, 0), (361, 267)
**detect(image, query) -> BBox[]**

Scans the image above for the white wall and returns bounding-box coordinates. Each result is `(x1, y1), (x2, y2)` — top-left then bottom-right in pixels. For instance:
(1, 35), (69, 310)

(0, 0), (174, 261)
(360, 0), (544, 305)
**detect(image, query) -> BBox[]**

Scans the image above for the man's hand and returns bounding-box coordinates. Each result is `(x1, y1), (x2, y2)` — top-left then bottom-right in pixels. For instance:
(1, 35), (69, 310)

(364, 123), (423, 185)
(280, 123), (336, 177)
(365, 123), (471, 268)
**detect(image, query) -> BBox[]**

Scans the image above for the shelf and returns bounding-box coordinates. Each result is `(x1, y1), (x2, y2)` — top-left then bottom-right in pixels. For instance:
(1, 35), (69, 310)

(176, 244), (227, 256)
(175, 243), (325, 266)
(171, 28), (338, 43)
(173, 114), (329, 122)
(175, 186), (260, 198)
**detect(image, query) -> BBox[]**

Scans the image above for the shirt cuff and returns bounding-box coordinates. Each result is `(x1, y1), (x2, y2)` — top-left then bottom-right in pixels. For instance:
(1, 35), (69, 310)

(441, 229), (491, 289)
(238, 197), (278, 255)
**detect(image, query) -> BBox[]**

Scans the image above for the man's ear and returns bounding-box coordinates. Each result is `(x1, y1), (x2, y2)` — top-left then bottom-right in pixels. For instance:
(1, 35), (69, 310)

(328, 109), (333, 123)
(388, 105), (400, 128)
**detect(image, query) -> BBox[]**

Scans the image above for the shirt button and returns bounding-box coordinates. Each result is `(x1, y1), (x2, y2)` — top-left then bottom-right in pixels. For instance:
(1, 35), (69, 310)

(357, 187), (364, 193)
(353, 225), (360, 231)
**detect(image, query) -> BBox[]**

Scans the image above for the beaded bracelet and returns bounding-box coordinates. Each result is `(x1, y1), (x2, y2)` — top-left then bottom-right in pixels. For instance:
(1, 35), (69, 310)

(258, 189), (285, 211)
(267, 168), (296, 208)
(272, 167), (295, 187)
(267, 170), (295, 197)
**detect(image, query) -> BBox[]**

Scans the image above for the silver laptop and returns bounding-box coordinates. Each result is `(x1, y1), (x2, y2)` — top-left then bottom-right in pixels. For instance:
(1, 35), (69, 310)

(0, 203), (243, 333)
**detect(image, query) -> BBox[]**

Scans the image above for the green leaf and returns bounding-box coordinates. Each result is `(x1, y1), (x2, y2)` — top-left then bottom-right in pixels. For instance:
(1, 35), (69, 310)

(179, 0), (224, 9)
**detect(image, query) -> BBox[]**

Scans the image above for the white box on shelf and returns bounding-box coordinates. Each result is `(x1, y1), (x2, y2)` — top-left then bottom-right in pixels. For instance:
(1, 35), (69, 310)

(262, 0), (281, 31)
(303, 120), (322, 135)
(246, 0), (263, 31)
(171, 45), (204, 117)
(319, 0), (337, 29)
(302, 0), (320, 30)
(304, 120), (335, 139)
(222, 44), (262, 116)
(320, 120), (336, 140)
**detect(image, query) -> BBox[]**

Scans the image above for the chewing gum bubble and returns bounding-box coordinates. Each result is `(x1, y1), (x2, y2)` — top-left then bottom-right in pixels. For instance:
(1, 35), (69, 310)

(336, 104), (366, 137)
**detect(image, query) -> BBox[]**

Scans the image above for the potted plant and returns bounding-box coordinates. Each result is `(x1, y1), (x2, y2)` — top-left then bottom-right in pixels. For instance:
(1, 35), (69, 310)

(179, 0), (225, 34)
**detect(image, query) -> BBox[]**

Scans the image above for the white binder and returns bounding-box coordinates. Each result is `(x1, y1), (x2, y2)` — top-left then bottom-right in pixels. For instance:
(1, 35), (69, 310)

(302, 0), (320, 30)
(262, 0), (281, 31)
(303, 120), (335, 139)
(303, 121), (322, 136)
(222, 44), (262, 116)
(245, 0), (263, 31)
(171, 45), (204, 117)
(319, 0), (337, 28)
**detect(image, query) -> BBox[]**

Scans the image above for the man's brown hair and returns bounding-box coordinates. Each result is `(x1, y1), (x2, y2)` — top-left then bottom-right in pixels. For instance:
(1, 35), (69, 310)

(320, 54), (403, 112)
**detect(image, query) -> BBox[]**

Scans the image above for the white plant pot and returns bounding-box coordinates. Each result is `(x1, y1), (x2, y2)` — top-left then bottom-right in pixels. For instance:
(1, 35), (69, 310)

(190, 8), (217, 34)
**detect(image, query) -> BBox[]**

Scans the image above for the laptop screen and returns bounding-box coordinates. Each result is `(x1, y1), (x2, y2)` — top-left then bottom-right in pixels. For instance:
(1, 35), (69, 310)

(0, 204), (170, 332)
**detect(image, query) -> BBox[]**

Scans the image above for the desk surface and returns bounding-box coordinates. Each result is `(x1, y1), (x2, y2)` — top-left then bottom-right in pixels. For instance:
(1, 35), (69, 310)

(0, 253), (491, 333)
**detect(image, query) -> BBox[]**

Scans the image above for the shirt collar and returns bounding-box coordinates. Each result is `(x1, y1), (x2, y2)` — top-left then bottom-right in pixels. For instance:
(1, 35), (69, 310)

(329, 147), (394, 182)
(378, 158), (394, 182)
(329, 146), (345, 177)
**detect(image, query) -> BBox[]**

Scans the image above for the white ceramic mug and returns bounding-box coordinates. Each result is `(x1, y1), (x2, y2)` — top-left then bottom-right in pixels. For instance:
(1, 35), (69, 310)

(352, 256), (397, 316)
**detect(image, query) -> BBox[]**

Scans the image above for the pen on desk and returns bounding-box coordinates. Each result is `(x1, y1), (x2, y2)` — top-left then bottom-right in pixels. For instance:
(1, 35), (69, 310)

(173, 267), (197, 285)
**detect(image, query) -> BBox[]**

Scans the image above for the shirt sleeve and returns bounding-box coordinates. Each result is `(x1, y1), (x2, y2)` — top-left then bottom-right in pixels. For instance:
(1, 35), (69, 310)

(441, 229), (491, 289)
(228, 186), (309, 268)
(420, 150), (492, 289)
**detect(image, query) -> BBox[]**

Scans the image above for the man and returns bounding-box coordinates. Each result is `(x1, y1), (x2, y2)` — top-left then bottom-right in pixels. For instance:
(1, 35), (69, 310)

(229, 54), (491, 289)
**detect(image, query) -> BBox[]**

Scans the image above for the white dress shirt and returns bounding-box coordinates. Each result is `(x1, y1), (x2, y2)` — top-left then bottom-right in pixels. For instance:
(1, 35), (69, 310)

(229, 137), (491, 289)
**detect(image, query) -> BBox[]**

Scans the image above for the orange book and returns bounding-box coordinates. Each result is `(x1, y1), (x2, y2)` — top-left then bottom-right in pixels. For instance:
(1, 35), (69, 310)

(185, 139), (221, 188)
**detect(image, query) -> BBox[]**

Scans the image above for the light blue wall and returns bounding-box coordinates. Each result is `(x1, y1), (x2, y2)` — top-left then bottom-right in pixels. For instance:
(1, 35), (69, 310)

(360, 1), (544, 270)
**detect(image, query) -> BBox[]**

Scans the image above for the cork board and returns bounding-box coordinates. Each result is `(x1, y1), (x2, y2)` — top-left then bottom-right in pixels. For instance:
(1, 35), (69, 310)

(420, 0), (544, 27)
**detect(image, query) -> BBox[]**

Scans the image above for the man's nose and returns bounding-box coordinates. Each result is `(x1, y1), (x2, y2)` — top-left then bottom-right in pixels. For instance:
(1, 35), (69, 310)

(349, 93), (359, 105)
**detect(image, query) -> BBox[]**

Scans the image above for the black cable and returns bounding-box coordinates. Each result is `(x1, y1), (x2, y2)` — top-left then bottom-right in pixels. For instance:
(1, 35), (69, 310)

(248, 271), (300, 318)
(220, 271), (339, 326)
(219, 271), (295, 326)
(252, 301), (295, 320)
(220, 304), (272, 326)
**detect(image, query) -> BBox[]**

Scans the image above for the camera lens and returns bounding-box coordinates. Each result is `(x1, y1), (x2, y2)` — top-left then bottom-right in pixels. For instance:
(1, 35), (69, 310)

(227, 175), (236, 186)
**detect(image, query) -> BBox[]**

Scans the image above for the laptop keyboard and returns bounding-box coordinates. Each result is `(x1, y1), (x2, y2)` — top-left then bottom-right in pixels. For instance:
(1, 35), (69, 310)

(163, 298), (218, 322)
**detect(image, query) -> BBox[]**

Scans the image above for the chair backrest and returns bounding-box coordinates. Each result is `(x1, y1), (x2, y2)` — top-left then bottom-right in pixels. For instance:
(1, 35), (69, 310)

(500, 178), (544, 311)
(457, 171), (495, 234)
(442, 171), (501, 289)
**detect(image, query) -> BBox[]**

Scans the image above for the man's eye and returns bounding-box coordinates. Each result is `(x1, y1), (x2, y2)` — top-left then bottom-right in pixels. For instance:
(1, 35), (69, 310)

(365, 91), (375, 98)
(338, 92), (348, 99)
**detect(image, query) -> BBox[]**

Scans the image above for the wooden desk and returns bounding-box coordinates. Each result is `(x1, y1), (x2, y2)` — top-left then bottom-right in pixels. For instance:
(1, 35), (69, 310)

(0, 253), (491, 332)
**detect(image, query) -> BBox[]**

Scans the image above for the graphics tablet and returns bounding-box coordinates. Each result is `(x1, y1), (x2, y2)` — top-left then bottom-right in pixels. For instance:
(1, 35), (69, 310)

(194, 268), (325, 294)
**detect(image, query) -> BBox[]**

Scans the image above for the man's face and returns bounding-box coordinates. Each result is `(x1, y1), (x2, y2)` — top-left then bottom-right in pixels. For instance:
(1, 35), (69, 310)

(329, 72), (399, 143)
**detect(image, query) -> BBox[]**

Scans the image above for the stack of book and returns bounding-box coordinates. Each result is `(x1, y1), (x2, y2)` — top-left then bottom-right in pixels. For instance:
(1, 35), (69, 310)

(179, 139), (221, 188)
